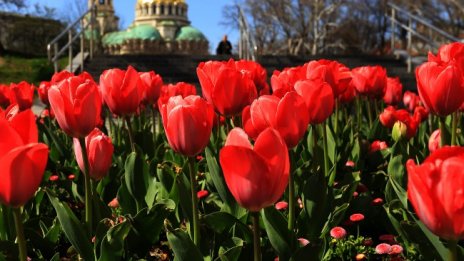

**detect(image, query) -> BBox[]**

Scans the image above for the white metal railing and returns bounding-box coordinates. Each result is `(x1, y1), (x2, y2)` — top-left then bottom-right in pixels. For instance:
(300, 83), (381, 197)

(237, 6), (257, 61)
(387, 2), (461, 72)
(47, 3), (97, 73)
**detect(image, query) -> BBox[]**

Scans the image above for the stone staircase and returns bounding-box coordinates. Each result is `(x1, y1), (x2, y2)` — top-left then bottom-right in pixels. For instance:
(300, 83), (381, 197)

(84, 54), (417, 91)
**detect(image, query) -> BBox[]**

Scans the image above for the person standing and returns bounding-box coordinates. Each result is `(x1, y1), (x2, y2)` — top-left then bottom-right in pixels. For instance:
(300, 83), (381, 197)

(216, 35), (232, 55)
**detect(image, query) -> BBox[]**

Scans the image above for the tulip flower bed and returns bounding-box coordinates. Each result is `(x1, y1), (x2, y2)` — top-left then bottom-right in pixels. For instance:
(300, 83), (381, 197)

(1, 43), (464, 261)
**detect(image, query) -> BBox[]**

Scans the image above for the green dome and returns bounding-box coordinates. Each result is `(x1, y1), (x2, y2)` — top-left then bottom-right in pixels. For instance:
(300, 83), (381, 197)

(102, 31), (129, 45)
(126, 24), (161, 41)
(176, 26), (207, 41)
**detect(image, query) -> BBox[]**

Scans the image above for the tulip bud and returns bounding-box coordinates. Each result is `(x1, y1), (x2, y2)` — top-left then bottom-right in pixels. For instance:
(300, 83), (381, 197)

(73, 128), (114, 180)
(392, 121), (407, 142)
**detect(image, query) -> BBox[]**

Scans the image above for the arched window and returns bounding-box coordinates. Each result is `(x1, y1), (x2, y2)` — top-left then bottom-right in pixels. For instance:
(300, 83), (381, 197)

(167, 5), (172, 15)
(99, 0), (104, 4)
(160, 4), (165, 15)
(144, 5), (149, 15)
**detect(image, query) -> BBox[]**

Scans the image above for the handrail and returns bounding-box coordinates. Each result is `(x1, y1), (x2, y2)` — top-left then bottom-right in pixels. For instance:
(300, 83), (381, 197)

(388, 3), (460, 43)
(387, 2), (462, 72)
(47, 3), (97, 73)
(237, 6), (257, 61)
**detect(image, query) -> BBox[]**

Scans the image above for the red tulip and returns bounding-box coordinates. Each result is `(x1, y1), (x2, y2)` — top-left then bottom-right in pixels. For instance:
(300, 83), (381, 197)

(242, 92), (309, 148)
(379, 106), (419, 139)
(197, 59), (257, 116)
(38, 81), (51, 105)
(402, 91), (420, 112)
(294, 79), (334, 124)
(73, 128), (114, 180)
(48, 75), (102, 138)
(100, 66), (144, 116)
(428, 42), (464, 68)
(379, 106), (396, 128)
(139, 71), (163, 106)
(157, 82), (197, 108)
(369, 140), (388, 153)
(9, 81), (34, 110)
(428, 129), (441, 153)
(219, 127), (289, 212)
(0, 106), (48, 207)
(351, 66), (387, 99)
(160, 95), (214, 157)
(416, 61), (464, 116)
(271, 66), (307, 98)
(235, 60), (270, 95)
(51, 70), (74, 84)
(306, 60), (351, 97)
(339, 81), (356, 104)
(0, 84), (10, 108)
(407, 146), (464, 240)
(383, 77), (403, 105)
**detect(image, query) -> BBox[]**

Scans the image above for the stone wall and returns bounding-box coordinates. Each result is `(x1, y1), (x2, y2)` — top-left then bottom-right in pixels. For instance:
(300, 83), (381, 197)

(0, 12), (64, 56)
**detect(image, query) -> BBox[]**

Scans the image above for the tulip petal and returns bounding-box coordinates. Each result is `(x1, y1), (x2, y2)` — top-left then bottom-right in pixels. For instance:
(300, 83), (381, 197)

(8, 109), (38, 144)
(0, 143), (48, 207)
(225, 128), (252, 149)
(219, 146), (272, 212)
(0, 119), (23, 158)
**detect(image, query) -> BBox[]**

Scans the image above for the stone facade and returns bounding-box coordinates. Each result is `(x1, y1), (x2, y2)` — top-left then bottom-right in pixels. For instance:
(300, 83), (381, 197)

(0, 12), (64, 56)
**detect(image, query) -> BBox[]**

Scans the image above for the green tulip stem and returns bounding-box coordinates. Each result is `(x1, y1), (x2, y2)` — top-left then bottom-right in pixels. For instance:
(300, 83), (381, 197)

(251, 211), (261, 261)
(356, 97), (362, 132)
(439, 117), (448, 147)
(288, 150), (295, 231)
(448, 240), (458, 261)
(366, 98), (373, 129)
(79, 137), (93, 234)
(12, 207), (27, 261)
(152, 109), (158, 147)
(188, 157), (200, 246)
(334, 99), (339, 134)
(125, 116), (136, 152)
(451, 112), (458, 146)
(322, 121), (330, 181)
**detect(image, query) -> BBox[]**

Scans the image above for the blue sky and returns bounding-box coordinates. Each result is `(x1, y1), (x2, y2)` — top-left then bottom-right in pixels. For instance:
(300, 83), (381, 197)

(28, 0), (238, 52)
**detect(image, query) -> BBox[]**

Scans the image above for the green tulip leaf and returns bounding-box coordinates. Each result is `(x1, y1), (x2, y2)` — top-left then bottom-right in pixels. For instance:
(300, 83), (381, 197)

(98, 221), (132, 261)
(46, 191), (94, 260)
(215, 237), (244, 261)
(167, 228), (203, 261)
(261, 207), (297, 260)
(203, 211), (252, 242)
(124, 152), (148, 211)
(205, 147), (230, 204)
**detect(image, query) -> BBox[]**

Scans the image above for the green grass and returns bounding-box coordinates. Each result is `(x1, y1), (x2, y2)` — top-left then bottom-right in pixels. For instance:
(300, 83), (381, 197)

(0, 54), (68, 85)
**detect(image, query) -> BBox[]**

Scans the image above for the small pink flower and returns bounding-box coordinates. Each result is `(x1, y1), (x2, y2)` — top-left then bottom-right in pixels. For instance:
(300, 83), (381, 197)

(345, 160), (355, 167)
(372, 198), (384, 206)
(275, 201), (288, 210)
(297, 198), (303, 209)
(49, 175), (59, 182)
(196, 155), (204, 161)
(108, 198), (119, 208)
(375, 243), (392, 254)
(353, 191), (359, 198)
(67, 174), (75, 180)
(298, 238), (310, 246)
(330, 226), (347, 239)
(389, 244), (403, 255)
(350, 213), (365, 222)
(197, 190), (209, 199)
